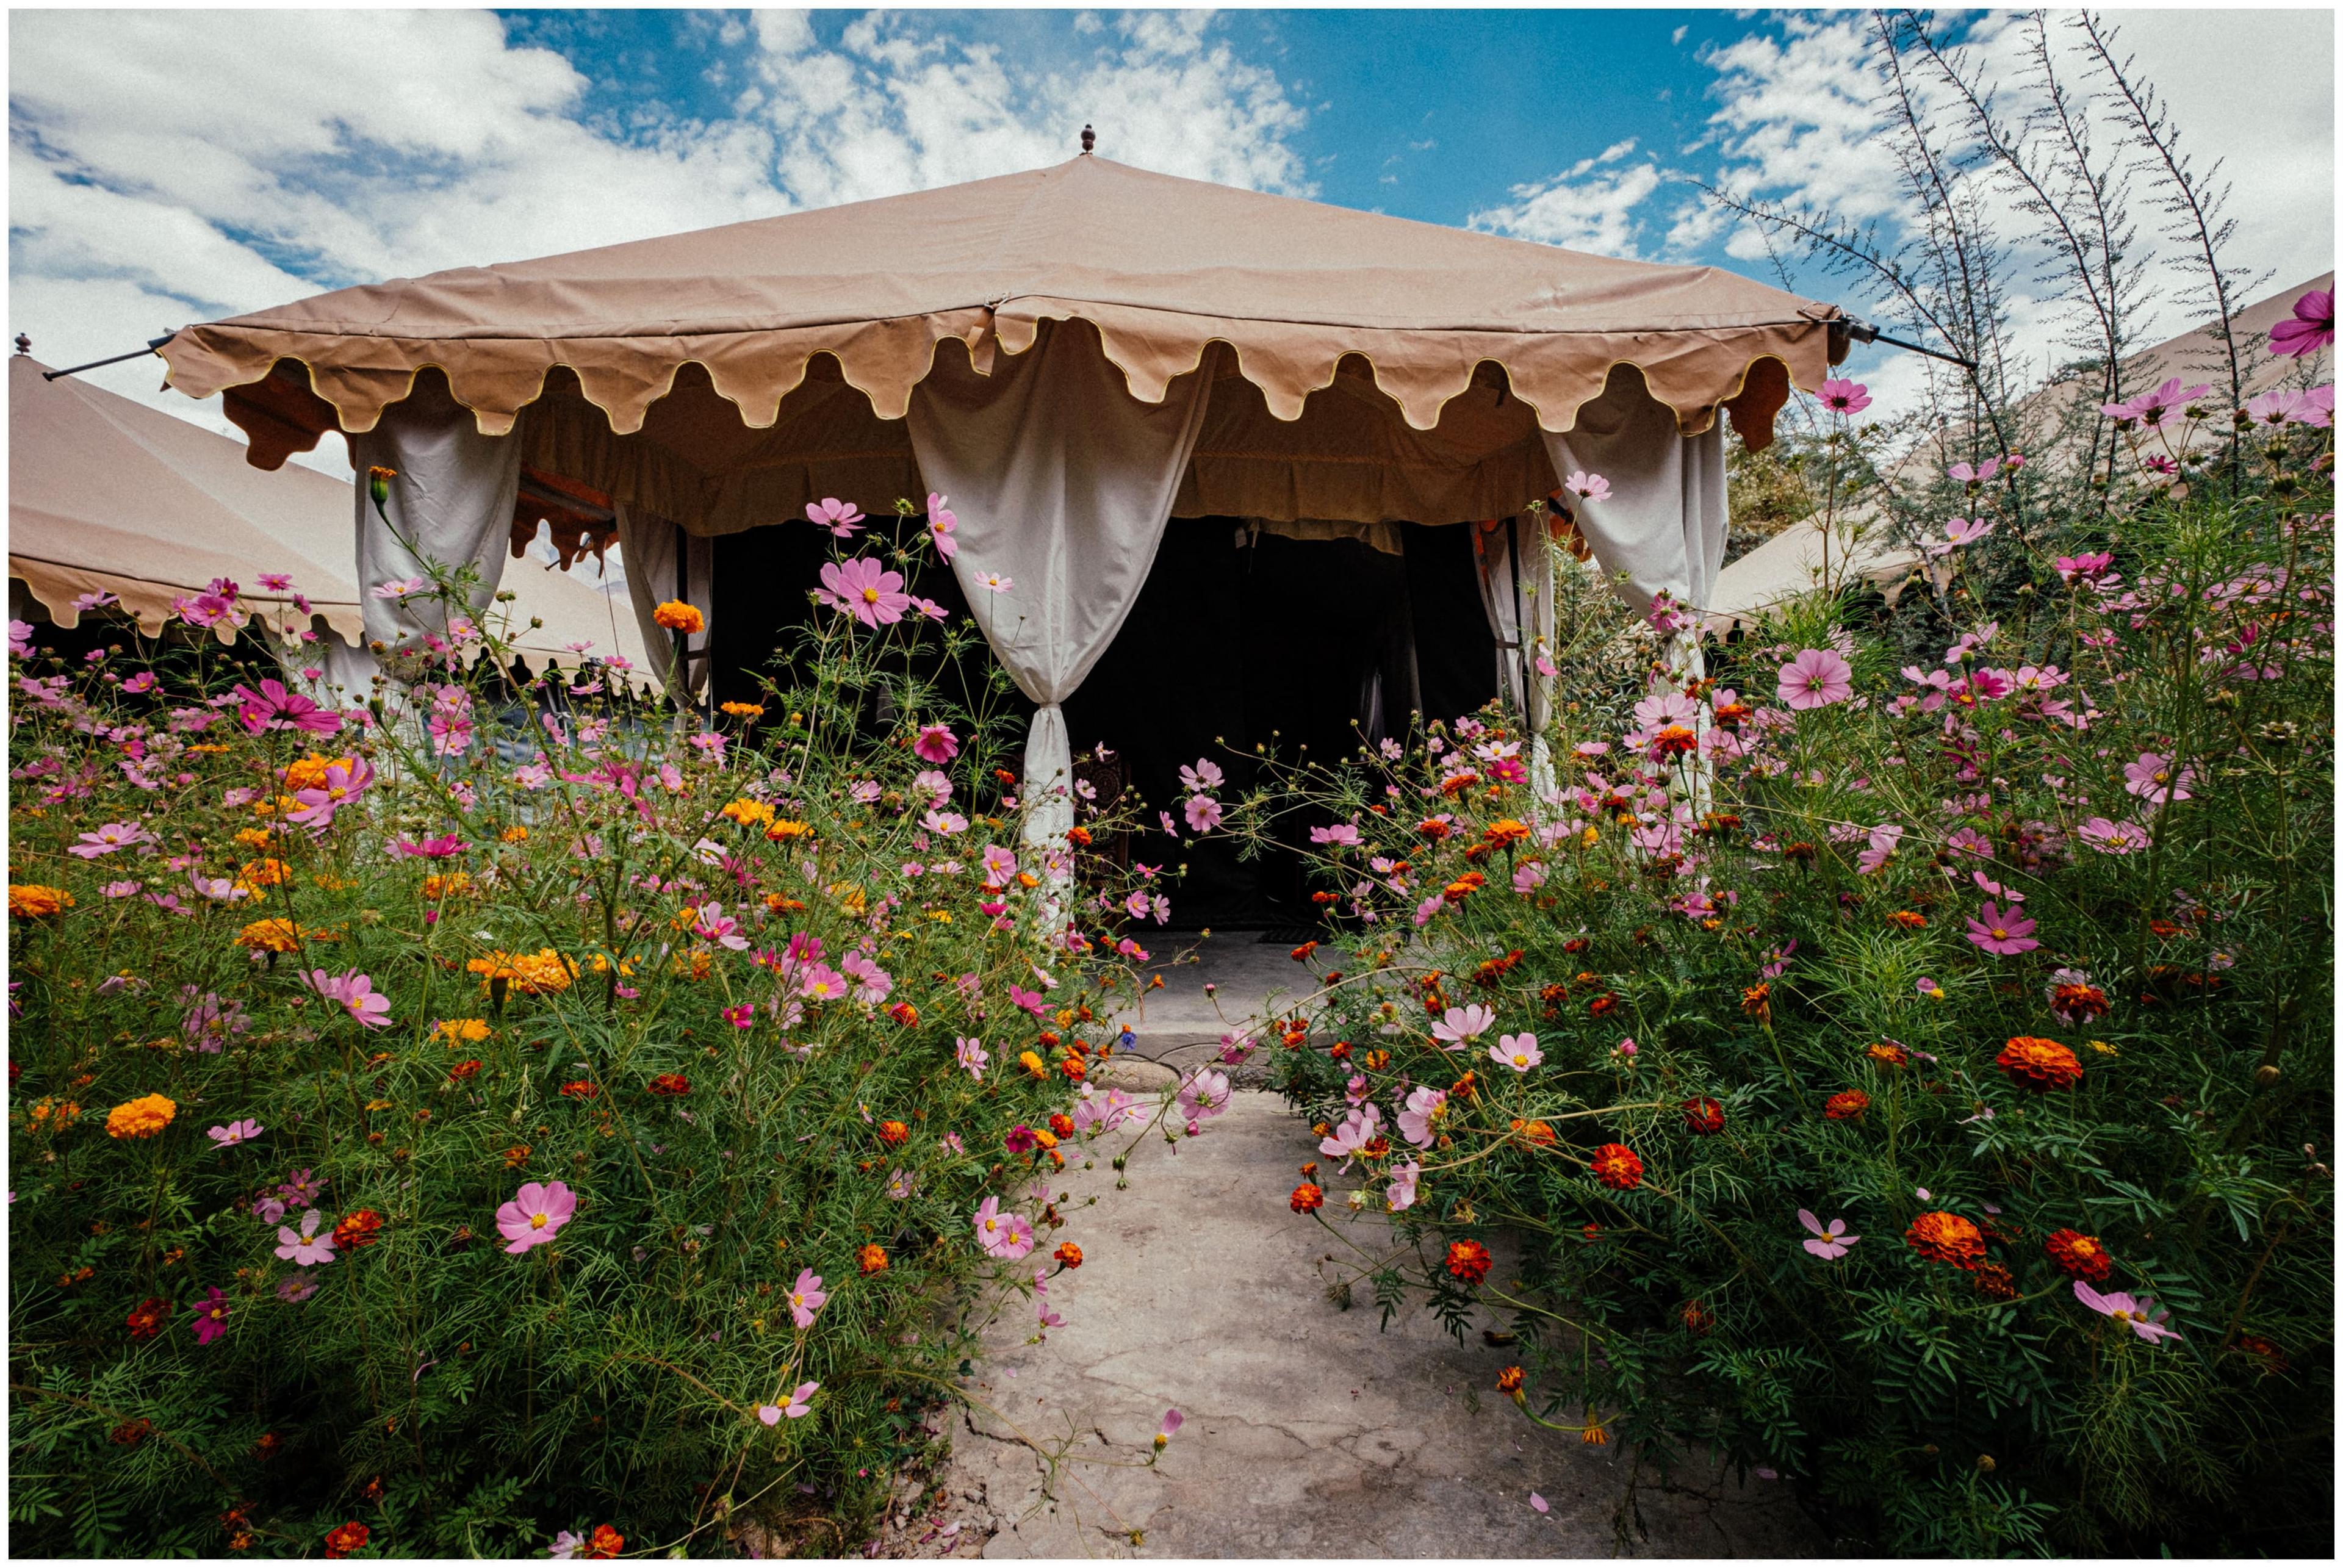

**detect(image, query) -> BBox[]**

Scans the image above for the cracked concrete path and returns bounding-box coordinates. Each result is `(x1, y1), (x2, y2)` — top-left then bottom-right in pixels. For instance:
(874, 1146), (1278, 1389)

(912, 1091), (1822, 1559)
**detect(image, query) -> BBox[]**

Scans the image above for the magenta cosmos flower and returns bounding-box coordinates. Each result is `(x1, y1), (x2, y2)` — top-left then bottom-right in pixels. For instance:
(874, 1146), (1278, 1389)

(2077, 816), (2151, 855)
(1777, 649), (1854, 710)
(231, 677), (342, 738)
(306, 969), (392, 1029)
(913, 724), (959, 763)
(818, 558), (910, 628)
(2103, 376), (2209, 428)
(2122, 752), (2193, 804)
(497, 1180), (578, 1254)
(2073, 1280), (2182, 1343)
(973, 1196), (1036, 1260)
(1965, 900), (2039, 957)
(1818, 378), (1871, 414)
(209, 1118), (264, 1149)
(787, 1268), (827, 1328)
(2270, 287), (2334, 358)
(189, 1287), (233, 1345)
(955, 1037), (988, 1079)
(286, 757), (375, 829)
(69, 821), (153, 858)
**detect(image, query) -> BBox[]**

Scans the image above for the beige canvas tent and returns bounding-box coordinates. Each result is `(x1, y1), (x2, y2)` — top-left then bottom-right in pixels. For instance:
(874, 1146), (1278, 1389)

(8, 352), (655, 688)
(151, 149), (1851, 913)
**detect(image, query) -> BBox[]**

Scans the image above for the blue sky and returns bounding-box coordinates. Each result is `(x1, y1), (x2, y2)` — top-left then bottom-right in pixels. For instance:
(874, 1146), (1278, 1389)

(10, 7), (2333, 446)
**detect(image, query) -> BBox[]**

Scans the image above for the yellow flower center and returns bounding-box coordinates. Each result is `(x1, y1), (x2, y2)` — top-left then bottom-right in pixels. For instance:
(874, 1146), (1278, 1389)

(531, 1212), (549, 1229)
(862, 586), (882, 605)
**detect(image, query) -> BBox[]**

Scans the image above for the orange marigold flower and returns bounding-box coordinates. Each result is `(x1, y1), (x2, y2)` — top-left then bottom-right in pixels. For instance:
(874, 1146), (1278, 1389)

(1018, 1050), (1049, 1081)
(1824, 1089), (1871, 1121)
(2049, 980), (2111, 1023)
(653, 600), (705, 635)
(877, 1120), (909, 1146)
(448, 1059), (483, 1084)
(1866, 1041), (1910, 1066)
(1065, 825), (1092, 847)
(9, 883), (74, 918)
(1446, 1239), (1494, 1284)
(1588, 993), (1619, 1018)
(583, 1524), (624, 1559)
(334, 1210), (384, 1250)
(1495, 1365), (1525, 1395)
(2043, 1228), (2113, 1282)
(1290, 1182), (1326, 1214)
(1054, 1242), (1083, 1269)
(1996, 1035), (2083, 1091)
(1681, 1096), (1726, 1135)
(500, 825), (530, 843)
(559, 1081), (600, 1100)
(1290, 940), (1319, 963)
(2236, 1334), (2289, 1374)
(888, 1002), (921, 1027)
(855, 1243), (888, 1276)
(234, 918), (304, 952)
(324, 1522), (370, 1559)
(1047, 1113), (1076, 1138)
(1904, 1210), (1985, 1269)
(1970, 1262), (2018, 1301)
(646, 1073), (690, 1098)
(433, 1018), (491, 1045)
(1885, 909), (1927, 929)
(1510, 1118), (1556, 1148)
(237, 857), (291, 888)
(1483, 818), (1531, 847)
(719, 701), (765, 719)
(1580, 1415), (1610, 1446)
(106, 1093), (177, 1140)
(1740, 982), (1771, 1023)
(126, 1295), (171, 1340)
(1590, 1142), (1643, 1190)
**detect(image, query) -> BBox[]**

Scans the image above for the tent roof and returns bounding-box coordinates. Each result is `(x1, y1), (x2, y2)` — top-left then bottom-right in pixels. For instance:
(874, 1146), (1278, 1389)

(160, 154), (1843, 470)
(8, 355), (655, 683)
(9, 353), (367, 642)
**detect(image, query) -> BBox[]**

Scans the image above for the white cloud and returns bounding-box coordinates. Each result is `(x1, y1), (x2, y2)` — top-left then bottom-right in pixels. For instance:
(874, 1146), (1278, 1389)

(1470, 138), (1663, 257)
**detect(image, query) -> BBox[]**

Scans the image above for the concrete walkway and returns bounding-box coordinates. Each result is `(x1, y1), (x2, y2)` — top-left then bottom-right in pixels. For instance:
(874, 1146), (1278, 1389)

(901, 1090), (1823, 1558)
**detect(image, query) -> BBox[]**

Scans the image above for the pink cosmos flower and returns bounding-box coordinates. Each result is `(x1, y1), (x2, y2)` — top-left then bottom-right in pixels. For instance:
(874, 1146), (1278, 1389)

(496, 1180), (577, 1254)
(1513, 861), (1546, 894)
(1183, 794), (1223, 833)
(1489, 1032), (1542, 1073)
(1178, 758), (1225, 792)
(1386, 1159), (1422, 1213)
(2077, 816), (2151, 855)
(1319, 1104), (1381, 1170)
(1563, 470), (1611, 503)
(70, 821), (153, 858)
(2072, 1280), (2181, 1343)
(275, 1209), (338, 1267)
(307, 969), (392, 1028)
(691, 902), (750, 951)
(982, 844), (1018, 886)
(1156, 1409), (1183, 1447)
(1946, 456), (2003, 484)
(818, 558), (910, 628)
(1397, 1087), (1447, 1148)
(1818, 378), (1871, 414)
(2122, 752), (2193, 804)
(1007, 985), (1049, 1018)
(287, 757), (375, 829)
(1309, 822), (1362, 847)
(913, 724), (959, 763)
(209, 1118), (264, 1149)
(806, 497), (865, 538)
(2269, 287), (2333, 358)
(788, 1268), (827, 1327)
(974, 1196), (1036, 1260)
(231, 678), (342, 737)
(1923, 516), (1996, 558)
(1431, 1004), (1495, 1049)
(1777, 648), (1854, 710)
(956, 1037), (988, 1079)
(766, 1381), (821, 1420)
(974, 572), (1013, 593)
(1855, 824), (1904, 876)
(1798, 1210), (1859, 1260)
(797, 963), (850, 1003)
(1965, 901), (2039, 957)
(2245, 386), (2334, 428)
(722, 1005), (755, 1029)
(1177, 1068), (1232, 1121)
(392, 833), (467, 860)
(2054, 552), (2117, 587)
(2103, 376), (2210, 428)
(188, 1287), (233, 1345)
(926, 493), (959, 561)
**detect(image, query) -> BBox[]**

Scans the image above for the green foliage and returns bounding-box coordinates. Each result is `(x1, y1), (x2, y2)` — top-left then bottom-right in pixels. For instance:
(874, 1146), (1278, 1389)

(1232, 458), (2333, 1553)
(8, 509), (1158, 1555)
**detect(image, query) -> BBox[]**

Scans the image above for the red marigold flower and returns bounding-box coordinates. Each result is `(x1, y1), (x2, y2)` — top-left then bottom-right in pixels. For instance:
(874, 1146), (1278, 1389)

(1290, 941), (1319, 963)
(1680, 1300), (1715, 1334)
(2048, 980), (2111, 1023)
(110, 1417), (154, 1446)
(856, 1243), (888, 1276)
(1824, 1089), (1871, 1121)
(1589, 1143), (1643, 1190)
(323, 1521), (370, 1559)
(1054, 1242), (1083, 1269)
(1290, 1182), (1325, 1214)
(1885, 909), (1926, 929)
(1416, 818), (1452, 841)
(1681, 1097), (1725, 1135)
(1996, 1035), (2083, 1091)
(333, 1210), (384, 1250)
(1048, 1113), (1076, 1138)
(583, 1523), (625, 1559)
(1970, 1262), (2018, 1301)
(1445, 1239), (1493, 1284)
(647, 1073), (690, 1097)
(126, 1295), (171, 1340)
(448, 1059), (483, 1083)
(2236, 1333), (2289, 1374)
(888, 1001), (920, 1027)
(559, 1080), (600, 1100)
(2043, 1228), (2114, 1282)
(1904, 1210), (1986, 1269)
(1588, 993), (1619, 1018)
(1495, 1365), (1525, 1394)
(877, 1120), (909, 1146)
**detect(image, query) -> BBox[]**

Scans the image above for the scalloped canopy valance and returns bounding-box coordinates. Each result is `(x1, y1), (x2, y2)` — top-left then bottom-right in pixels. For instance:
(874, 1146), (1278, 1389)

(160, 155), (1845, 526)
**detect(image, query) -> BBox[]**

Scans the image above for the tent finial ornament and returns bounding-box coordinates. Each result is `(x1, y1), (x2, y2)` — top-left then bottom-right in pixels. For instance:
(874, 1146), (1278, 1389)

(1080, 124), (1095, 154)
(12, 334), (27, 356)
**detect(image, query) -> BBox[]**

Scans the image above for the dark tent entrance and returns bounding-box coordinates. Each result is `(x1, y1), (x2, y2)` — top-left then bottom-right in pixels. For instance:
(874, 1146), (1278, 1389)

(708, 516), (1497, 932)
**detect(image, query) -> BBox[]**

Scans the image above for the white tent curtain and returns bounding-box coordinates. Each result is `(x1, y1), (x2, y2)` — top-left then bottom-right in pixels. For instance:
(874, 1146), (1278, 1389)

(1470, 514), (1558, 802)
(616, 502), (713, 700)
(348, 390), (523, 653)
(906, 322), (1215, 854)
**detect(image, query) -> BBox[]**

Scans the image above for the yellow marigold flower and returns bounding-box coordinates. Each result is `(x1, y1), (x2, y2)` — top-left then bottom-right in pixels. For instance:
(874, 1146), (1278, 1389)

(671, 951), (713, 981)
(2088, 1039), (2118, 1056)
(763, 819), (812, 841)
(236, 826), (278, 847)
(433, 1018), (491, 1045)
(466, 948), (576, 996)
(105, 1093), (176, 1140)
(9, 884), (74, 918)
(235, 918), (304, 952)
(420, 872), (471, 901)
(719, 701), (765, 719)
(238, 858), (291, 888)
(279, 753), (354, 793)
(500, 825), (529, 844)
(836, 887), (868, 916)
(1019, 1050), (1049, 1081)
(721, 797), (776, 827)
(652, 600), (705, 635)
